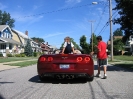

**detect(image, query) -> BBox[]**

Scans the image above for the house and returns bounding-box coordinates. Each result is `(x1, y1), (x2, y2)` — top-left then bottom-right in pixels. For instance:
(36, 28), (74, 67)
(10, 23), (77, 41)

(124, 35), (133, 52)
(0, 25), (21, 57)
(107, 36), (123, 46)
(113, 36), (123, 40)
(0, 25), (42, 57)
(41, 42), (57, 54)
(12, 29), (41, 53)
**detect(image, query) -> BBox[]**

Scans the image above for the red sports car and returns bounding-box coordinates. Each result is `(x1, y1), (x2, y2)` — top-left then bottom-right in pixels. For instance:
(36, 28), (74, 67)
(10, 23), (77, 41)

(37, 54), (94, 81)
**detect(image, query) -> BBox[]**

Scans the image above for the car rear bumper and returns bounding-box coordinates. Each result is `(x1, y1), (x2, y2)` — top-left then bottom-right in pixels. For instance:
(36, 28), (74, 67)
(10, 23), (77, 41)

(39, 73), (93, 79)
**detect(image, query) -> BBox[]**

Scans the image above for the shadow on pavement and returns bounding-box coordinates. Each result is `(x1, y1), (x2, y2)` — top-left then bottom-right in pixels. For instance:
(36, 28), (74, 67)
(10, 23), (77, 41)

(0, 82), (14, 84)
(0, 94), (5, 99)
(94, 65), (133, 72)
(29, 75), (88, 84)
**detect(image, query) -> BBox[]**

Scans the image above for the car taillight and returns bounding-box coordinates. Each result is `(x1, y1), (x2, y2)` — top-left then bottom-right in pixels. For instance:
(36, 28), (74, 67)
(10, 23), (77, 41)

(48, 57), (53, 62)
(39, 57), (46, 62)
(77, 57), (83, 62)
(84, 57), (90, 62)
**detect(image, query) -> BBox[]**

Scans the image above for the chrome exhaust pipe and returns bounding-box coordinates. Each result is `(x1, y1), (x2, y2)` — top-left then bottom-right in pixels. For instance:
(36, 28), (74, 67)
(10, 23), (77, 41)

(56, 75), (61, 79)
(70, 75), (75, 79)
(66, 75), (71, 79)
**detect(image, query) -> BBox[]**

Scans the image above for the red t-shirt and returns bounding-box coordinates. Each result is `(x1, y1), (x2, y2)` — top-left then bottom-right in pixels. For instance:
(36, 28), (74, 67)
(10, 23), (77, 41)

(97, 41), (107, 59)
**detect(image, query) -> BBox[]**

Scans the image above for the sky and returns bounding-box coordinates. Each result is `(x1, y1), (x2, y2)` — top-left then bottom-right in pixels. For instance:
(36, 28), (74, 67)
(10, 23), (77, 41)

(0, 0), (120, 48)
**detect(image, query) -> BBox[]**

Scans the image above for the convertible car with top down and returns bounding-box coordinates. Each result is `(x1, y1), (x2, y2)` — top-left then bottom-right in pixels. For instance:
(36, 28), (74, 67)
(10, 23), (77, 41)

(37, 53), (94, 81)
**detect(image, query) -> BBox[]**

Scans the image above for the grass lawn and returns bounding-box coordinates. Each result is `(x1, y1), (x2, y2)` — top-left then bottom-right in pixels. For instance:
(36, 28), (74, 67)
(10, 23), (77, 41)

(108, 60), (121, 62)
(113, 55), (133, 61)
(0, 57), (38, 63)
(4, 60), (37, 67)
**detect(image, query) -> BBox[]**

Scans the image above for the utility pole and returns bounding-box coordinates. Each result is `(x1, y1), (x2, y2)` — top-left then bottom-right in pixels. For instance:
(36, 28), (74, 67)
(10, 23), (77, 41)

(92, 0), (113, 60)
(109, 0), (113, 61)
(89, 20), (95, 52)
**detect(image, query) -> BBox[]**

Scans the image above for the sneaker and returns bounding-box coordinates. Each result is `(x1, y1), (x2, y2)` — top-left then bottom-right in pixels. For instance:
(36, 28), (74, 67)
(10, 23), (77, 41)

(95, 73), (101, 78)
(103, 74), (107, 79)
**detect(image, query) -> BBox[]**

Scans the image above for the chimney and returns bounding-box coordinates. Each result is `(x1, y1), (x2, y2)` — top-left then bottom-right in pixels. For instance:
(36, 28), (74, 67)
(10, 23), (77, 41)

(25, 31), (28, 36)
(46, 42), (48, 45)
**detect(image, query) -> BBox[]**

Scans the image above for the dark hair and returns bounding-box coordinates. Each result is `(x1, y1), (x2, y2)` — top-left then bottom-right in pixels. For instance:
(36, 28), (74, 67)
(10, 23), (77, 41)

(96, 36), (102, 41)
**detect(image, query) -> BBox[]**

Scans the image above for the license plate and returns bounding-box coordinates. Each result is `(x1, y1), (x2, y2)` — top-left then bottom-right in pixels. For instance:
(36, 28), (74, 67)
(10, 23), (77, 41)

(60, 64), (70, 69)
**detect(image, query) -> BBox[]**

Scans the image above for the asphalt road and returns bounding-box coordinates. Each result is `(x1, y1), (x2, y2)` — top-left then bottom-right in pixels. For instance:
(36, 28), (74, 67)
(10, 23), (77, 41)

(0, 63), (133, 99)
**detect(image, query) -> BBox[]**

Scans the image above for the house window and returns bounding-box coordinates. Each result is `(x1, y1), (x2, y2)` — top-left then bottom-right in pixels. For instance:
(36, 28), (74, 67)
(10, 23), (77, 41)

(9, 44), (12, 49)
(0, 44), (6, 49)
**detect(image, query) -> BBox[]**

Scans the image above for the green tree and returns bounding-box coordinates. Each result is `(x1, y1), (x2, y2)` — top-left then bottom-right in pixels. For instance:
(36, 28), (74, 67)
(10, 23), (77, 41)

(113, 0), (133, 42)
(113, 28), (123, 36)
(113, 38), (124, 55)
(24, 39), (33, 56)
(31, 37), (45, 43)
(80, 35), (90, 54)
(89, 33), (97, 53)
(70, 38), (81, 50)
(0, 10), (15, 28)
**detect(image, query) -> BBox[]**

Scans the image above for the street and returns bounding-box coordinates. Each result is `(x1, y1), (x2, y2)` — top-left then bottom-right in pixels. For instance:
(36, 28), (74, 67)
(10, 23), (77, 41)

(0, 63), (133, 99)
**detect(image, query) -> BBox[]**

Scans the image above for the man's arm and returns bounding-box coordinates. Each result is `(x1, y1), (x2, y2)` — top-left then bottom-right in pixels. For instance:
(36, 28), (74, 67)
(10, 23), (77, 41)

(96, 45), (101, 52)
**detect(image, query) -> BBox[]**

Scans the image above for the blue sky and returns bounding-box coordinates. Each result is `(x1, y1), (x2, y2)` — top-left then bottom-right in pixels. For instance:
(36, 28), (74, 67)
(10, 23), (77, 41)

(0, 0), (120, 48)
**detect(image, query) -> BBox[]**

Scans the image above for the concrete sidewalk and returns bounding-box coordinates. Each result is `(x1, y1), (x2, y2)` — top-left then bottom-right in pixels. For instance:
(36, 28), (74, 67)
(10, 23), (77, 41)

(0, 59), (37, 71)
(0, 63), (20, 71)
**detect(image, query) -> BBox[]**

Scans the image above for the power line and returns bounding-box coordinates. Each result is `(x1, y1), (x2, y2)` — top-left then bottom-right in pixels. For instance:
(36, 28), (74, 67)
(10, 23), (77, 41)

(97, 22), (109, 35)
(15, 3), (93, 19)
(94, 4), (108, 33)
(97, 10), (118, 36)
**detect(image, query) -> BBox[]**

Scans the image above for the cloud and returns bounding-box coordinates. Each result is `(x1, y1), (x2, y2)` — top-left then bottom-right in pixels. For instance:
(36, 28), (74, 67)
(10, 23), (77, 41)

(33, 5), (38, 10)
(99, 0), (107, 2)
(65, 0), (82, 4)
(33, 5), (42, 10)
(12, 12), (43, 23)
(0, 2), (7, 10)
(63, 0), (82, 7)
(27, 15), (44, 25)
(54, 19), (72, 22)
(43, 32), (65, 38)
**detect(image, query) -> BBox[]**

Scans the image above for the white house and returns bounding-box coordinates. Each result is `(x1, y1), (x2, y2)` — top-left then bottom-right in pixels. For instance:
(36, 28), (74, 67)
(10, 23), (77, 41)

(124, 35), (133, 52)
(0, 25), (21, 57)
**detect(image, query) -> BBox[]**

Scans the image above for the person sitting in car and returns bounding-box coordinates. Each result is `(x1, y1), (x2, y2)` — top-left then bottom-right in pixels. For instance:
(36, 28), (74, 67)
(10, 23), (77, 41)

(61, 36), (75, 54)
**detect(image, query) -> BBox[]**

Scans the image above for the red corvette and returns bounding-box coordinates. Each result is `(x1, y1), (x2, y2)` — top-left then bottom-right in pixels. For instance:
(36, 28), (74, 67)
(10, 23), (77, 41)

(37, 54), (94, 81)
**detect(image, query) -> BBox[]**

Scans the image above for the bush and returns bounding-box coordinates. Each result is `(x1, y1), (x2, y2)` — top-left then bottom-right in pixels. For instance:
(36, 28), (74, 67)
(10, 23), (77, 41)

(33, 52), (37, 57)
(15, 54), (21, 57)
(0, 52), (3, 57)
(20, 53), (26, 57)
(7, 54), (13, 57)
(21, 54), (26, 57)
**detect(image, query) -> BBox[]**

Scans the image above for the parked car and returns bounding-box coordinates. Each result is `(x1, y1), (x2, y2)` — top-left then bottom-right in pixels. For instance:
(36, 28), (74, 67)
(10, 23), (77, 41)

(37, 54), (94, 81)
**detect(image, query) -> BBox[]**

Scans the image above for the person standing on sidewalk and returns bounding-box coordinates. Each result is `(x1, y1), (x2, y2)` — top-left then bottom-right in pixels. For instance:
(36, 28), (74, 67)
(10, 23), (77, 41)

(95, 36), (108, 79)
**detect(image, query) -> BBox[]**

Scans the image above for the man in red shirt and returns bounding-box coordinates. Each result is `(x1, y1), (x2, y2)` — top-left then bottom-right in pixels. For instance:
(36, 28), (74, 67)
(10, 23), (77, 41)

(96, 36), (108, 79)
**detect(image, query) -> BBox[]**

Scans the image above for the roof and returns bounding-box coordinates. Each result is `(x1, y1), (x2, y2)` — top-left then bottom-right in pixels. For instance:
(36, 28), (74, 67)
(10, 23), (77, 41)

(11, 29), (29, 39)
(0, 25), (8, 31)
(0, 25), (12, 33)
(113, 36), (123, 40)
(0, 37), (21, 45)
